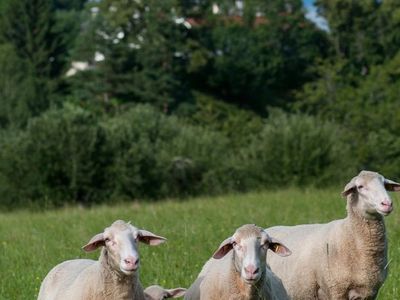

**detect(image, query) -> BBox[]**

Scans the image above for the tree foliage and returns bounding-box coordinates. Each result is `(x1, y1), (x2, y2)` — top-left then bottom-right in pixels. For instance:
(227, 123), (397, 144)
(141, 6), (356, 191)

(70, 0), (188, 111)
(1, 0), (400, 208)
(0, 0), (83, 127)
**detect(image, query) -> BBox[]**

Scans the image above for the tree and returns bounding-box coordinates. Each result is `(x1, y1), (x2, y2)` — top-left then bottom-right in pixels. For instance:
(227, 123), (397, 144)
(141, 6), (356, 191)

(314, 0), (397, 75)
(187, 0), (330, 112)
(0, 0), (71, 127)
(70, 0), (189, 112)
(299, 1), (400, 120)
(296, 0), (400, 178)
(0, 44), (31, 128)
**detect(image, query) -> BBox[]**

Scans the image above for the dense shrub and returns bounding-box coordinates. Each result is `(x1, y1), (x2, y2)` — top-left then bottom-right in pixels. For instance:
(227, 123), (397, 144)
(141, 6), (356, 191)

(296, 56), (400, 182)
(101, 105), (231, 199)
(241, 110), (356, 188)
(0, 104), (105, 208)
(179, 92), (264, 148)
(0, 104), (361, 210)
(359, 129), (400, 179)
(0, 104), (233, 208)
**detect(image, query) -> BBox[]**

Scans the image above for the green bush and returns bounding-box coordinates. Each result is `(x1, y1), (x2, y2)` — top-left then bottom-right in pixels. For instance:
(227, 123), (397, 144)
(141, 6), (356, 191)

(359, 129), (400, 179)
(0, 104), (106, 208)
(0, 104), (362, 210)
(179, 92), (264, 148)
(241, 110), (356, 188)
(101, 105), (231, 199)
(0, 104), (233, 208)
(296, 56), (400, 181)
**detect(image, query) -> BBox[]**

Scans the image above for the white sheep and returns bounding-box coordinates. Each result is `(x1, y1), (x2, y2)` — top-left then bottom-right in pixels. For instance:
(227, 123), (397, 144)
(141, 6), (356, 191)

(37, 220), (167, 300)
(265, 170), (400, 299)
(184, 224), (291, 300)
(144, 285), (187, 299)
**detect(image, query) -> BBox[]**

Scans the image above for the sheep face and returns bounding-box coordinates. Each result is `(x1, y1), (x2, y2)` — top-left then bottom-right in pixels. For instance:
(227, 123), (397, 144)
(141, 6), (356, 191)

(342, 171), (400, 217)
(213, 224), (291, 285)
(82, 220), (166, 276)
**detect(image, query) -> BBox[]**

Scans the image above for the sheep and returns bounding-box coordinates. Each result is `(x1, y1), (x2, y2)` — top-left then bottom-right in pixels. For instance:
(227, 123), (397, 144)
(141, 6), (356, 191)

(265, 170), (400, 299)
(144, 285), (186, 299)
(37, 220), (167, 300)
(184, 224), (292, 300)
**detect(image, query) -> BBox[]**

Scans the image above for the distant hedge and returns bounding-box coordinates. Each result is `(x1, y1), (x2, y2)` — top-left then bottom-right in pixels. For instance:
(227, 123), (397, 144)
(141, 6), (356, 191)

(0, 104), (105, 208)
(241, 110), (356, 188)
(0, 104), (358, 209)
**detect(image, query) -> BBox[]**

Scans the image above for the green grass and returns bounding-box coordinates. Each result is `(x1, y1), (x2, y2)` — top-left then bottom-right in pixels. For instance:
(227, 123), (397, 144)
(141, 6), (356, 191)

(1, 189), (399, 299)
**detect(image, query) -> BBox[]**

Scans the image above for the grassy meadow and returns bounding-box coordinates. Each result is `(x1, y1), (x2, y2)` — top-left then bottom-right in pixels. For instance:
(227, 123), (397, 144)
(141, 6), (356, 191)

(1, 189), (400, 300)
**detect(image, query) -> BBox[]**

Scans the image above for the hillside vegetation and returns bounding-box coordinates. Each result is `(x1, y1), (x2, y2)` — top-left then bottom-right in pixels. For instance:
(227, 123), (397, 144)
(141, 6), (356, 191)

(1, 1), (400, 208)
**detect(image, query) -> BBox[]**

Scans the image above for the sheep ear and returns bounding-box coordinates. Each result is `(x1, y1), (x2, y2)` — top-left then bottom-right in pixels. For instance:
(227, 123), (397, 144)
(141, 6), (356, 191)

(384, 178), (400, 192)
(342, 177), (357, 197)
(166, 287), (187, 298)
(136, 229), (167, 246)
(82, 233), (105, 252)
(269, 237), (291, 257)
(213, 237), (233, 259)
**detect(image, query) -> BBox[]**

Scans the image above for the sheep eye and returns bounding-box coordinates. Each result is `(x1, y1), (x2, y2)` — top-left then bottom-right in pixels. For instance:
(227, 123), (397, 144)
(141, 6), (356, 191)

(357, 185), (363, 189)
(104, 238), (110, 243)
(233, 242), (242, 250)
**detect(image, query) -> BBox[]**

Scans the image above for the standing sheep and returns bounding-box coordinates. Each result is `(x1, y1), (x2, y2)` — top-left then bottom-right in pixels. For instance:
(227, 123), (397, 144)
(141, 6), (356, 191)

(266, 170), (400, 299)
(184, 224), (291, 300)
(144, 285), (186, 299)
(37, 220), (167, 300)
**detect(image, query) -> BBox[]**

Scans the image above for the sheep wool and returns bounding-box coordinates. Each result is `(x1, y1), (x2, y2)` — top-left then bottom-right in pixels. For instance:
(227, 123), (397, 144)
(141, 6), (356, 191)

(266, 170), (400, 299)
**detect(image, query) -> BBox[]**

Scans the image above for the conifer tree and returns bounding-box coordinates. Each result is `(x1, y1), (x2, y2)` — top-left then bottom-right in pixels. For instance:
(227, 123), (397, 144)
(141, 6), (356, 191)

(0, 0), (68, 125)
(71, 0), (187, 112)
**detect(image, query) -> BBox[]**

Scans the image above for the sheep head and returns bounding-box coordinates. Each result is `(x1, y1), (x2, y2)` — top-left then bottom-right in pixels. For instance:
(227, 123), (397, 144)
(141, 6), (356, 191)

(342, 170), (400, 218)
(212, 224), (291, 285)
(82, 220), (166, 276)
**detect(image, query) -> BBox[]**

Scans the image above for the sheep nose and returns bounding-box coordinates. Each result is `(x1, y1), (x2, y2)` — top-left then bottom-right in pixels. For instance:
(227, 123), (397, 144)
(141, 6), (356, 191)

(244, 265), (259, 276)
(379, 199), (393, 214)
(381, 199), (392, 207)
(124, 257), (139, 270)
